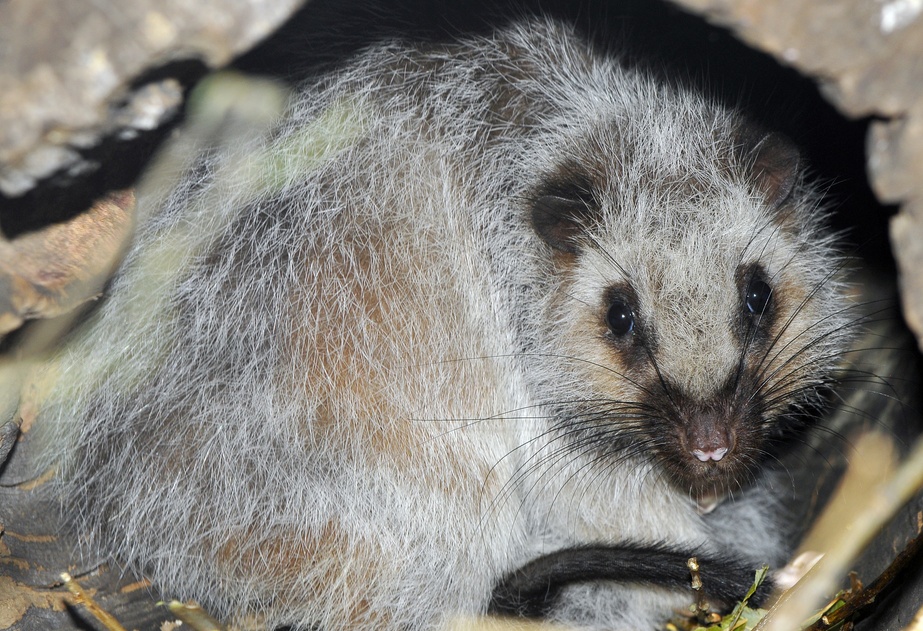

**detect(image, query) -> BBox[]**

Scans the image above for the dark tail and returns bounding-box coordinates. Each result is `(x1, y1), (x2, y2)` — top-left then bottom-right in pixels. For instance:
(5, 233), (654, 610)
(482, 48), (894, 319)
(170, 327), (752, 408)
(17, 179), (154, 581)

(488, 543), (772, 618)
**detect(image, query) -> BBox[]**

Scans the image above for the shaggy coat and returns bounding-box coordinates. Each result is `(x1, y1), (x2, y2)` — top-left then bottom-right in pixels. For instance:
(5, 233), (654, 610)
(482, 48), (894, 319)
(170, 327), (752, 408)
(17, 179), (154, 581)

(36, 18), (850, 630)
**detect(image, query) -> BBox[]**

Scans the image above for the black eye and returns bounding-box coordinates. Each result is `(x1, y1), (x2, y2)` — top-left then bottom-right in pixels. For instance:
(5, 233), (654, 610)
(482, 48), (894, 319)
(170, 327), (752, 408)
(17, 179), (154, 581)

(606, 300), (635, 337)
(745, 278), (773, 316)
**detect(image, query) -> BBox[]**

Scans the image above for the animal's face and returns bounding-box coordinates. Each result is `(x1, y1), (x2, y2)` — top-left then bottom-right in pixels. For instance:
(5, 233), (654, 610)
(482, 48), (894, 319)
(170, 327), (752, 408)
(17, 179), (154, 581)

(529, 120), (849, 498)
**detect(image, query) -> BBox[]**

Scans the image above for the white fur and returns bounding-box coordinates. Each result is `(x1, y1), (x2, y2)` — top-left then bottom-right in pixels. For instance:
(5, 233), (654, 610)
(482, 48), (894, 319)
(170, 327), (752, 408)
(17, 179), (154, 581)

(35, 18), (850, 631)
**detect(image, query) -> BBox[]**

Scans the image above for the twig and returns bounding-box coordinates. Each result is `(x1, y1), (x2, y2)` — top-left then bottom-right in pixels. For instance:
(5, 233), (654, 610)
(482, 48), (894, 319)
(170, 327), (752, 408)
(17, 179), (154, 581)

(687, 557), (711, 622)
(166, 600), (227, 631)
(756, 432), (923, 631)
(805, 529), (923, 629)
(60, 572), (128, 631)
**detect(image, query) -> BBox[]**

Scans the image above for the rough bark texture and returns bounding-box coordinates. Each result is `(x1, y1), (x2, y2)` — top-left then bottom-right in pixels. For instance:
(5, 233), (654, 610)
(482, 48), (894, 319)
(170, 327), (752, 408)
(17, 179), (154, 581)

(1, 368), (175, 629)
(0, 0), (304, 198)
(0, 190), (133, 335)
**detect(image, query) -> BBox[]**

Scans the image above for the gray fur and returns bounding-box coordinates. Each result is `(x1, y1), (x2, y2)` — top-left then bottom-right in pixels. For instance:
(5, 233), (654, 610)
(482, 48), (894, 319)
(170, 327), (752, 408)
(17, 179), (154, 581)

(35, 18), (851, 630)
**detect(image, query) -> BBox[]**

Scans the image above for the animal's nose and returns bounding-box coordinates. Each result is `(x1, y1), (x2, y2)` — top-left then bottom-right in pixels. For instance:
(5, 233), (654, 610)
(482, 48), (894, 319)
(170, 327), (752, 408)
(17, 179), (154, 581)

(683, 414), (735, 464)
(692, 445), (729, 462)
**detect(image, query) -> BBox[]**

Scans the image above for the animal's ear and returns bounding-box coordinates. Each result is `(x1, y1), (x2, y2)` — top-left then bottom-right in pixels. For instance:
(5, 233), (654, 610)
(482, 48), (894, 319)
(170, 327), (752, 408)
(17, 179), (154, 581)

(745, 131), (801, 209)
(530, 194), (596, 254)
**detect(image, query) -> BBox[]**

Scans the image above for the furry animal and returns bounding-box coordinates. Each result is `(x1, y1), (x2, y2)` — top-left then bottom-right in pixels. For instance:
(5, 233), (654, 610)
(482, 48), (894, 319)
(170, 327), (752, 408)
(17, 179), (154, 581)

(35, 17), (853, 630)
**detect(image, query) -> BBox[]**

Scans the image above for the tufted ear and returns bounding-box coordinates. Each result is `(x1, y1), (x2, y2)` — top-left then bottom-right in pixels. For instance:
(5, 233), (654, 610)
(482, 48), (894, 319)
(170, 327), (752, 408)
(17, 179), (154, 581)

(530, 194), (596, 254)
(746, 131), (801, 209)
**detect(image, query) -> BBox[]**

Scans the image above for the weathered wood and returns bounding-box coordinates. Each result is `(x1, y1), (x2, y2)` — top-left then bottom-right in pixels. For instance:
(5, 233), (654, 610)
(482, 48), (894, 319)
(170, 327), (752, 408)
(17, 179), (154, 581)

(0, 190), (134, 335)
(0, 437), (174, 630)
(0, 0), (306, 198)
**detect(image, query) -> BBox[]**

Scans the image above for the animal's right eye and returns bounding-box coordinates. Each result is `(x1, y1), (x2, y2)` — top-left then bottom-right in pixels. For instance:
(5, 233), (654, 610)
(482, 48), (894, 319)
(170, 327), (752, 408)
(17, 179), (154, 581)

(745, 277), (773, 318)
(606, 300), (635, 337)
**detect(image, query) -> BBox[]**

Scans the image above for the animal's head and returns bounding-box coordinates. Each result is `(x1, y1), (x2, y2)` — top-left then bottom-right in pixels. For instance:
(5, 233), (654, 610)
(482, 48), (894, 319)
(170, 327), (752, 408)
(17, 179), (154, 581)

(527, 113), (850, 499)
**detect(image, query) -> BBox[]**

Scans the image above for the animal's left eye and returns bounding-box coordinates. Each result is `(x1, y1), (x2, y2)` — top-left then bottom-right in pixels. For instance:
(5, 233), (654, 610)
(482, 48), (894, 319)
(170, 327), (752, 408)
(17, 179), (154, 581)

(606, 299), (635, 337)
(745, 277), (773, 316)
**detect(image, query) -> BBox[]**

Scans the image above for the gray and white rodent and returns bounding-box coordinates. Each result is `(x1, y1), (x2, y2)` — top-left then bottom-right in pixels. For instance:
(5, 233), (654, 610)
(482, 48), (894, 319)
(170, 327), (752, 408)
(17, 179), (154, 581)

(35, 17), (854, 630)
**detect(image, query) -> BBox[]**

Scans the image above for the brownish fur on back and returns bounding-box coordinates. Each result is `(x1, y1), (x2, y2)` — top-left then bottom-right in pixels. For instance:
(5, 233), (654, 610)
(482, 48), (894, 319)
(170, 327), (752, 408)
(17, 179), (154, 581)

(33, 18), (853, 631)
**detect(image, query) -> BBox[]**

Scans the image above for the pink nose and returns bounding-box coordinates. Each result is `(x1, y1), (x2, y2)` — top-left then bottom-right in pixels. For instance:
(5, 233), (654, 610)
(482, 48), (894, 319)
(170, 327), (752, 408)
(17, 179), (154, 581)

(691, 447), (729, 462)
(684, 421), (734, 463)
